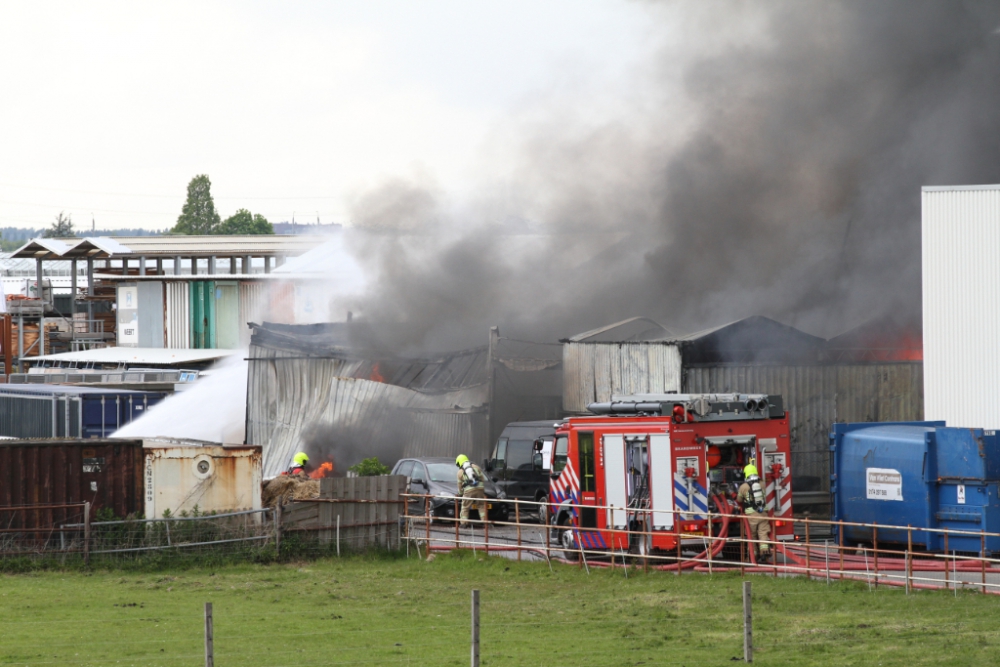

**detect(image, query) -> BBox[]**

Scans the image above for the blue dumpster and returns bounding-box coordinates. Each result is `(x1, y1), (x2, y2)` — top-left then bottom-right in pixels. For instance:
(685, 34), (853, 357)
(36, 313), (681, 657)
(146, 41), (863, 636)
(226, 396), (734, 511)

(830, 421), (1000, 555)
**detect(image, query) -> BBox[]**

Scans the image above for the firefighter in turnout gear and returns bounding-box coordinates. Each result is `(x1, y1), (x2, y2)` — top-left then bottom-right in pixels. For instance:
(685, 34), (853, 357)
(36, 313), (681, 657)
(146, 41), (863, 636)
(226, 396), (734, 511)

(286, 452), (309, 476)
(737, 463), (772, 563)
(455, 454), (488, 527)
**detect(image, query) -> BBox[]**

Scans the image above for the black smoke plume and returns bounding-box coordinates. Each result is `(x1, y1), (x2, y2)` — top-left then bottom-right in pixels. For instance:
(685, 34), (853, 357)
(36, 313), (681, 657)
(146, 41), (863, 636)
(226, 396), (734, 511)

(339, 0), (1000, 351)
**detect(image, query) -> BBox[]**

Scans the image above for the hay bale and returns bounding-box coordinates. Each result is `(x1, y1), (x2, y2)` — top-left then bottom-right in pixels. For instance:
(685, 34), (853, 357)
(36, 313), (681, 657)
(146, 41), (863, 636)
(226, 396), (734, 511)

(262, 475), (320, 507)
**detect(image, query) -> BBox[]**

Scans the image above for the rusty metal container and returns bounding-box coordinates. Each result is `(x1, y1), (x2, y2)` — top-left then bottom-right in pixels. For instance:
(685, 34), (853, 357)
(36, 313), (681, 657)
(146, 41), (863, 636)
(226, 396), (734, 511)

(0, 438), (145, 530)
(142, 439), (262, 519)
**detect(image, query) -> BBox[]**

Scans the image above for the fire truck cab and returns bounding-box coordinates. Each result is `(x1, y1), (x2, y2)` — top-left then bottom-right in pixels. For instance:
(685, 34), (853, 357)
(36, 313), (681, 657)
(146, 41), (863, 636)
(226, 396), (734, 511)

(546, 393), (793, 558)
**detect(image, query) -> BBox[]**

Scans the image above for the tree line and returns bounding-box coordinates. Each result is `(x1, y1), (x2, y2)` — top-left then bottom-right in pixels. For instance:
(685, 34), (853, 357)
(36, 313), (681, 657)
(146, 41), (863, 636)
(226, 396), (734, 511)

(23, 174), (273, 243)
(171, 174), (273, 235)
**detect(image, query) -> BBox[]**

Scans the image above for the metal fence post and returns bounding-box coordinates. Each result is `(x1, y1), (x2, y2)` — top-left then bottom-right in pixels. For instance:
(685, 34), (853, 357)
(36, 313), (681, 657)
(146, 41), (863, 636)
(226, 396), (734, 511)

(425, 498), (431, 553)
(804, 518), (811, 580)
(953, 550), (958, 598)
(824, 539), (830, 585)
(544, 510), (551, 561)
(404, 494), (410, 558)
(336, 514), (341, 557)
(515, 500), (522, 562)
(83, 502), (91, 566)
(743, 581), (753, 663)
(943, 530), (950, 591)
(204, 602), (214, 667)
(906, 525), (912, 595)
(644, 509), (650, 575)
(872, 523), (879, 590)
(739, 514), (745, 578)
(676, 515), (682, 577)
(274, 503), (282, 555)
(982, 530), (987, 594)
(471, 590), (480, 667)
(706, 514), (713, 576)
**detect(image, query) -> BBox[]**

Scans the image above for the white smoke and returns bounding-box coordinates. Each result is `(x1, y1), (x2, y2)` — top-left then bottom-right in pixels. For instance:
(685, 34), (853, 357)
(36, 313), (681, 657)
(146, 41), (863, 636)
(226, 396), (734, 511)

(113, 354), (248, 443)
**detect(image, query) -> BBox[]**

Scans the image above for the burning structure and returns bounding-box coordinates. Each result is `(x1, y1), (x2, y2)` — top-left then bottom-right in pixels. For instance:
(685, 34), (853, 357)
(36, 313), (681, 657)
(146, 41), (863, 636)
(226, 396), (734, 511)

(245, 321), (561, 478)
(562, 315), (924, 514)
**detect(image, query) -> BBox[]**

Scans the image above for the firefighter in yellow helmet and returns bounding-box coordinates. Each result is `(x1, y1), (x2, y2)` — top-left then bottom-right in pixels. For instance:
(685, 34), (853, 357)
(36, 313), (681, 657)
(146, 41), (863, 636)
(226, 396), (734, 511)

(287, 452), (309, 477)
(737, 463), (771, 563)
(455, 454), (488, 528)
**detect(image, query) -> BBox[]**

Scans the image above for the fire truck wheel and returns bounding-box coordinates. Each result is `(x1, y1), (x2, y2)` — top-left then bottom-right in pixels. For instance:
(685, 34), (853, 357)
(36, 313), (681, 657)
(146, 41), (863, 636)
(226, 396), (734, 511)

(557, 515), (580, 561)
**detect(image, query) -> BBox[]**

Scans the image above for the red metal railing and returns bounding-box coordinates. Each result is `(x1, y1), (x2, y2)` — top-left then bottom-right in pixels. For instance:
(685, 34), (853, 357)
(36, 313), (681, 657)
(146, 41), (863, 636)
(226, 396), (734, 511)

(400, 494), (1000, 595)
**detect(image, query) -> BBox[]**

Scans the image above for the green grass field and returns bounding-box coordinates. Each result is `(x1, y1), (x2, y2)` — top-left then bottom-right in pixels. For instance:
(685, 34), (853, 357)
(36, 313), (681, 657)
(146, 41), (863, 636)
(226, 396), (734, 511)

(2, 551), (999, 666)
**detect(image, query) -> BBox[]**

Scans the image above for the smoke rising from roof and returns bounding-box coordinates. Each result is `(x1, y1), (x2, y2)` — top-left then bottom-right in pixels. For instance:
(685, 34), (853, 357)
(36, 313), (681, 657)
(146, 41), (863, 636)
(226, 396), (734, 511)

(338, 1), (1000, 351)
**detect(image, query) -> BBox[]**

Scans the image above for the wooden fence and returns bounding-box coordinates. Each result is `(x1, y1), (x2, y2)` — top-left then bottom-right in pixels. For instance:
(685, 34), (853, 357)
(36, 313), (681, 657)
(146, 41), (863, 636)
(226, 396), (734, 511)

(282, 475), (405, 551)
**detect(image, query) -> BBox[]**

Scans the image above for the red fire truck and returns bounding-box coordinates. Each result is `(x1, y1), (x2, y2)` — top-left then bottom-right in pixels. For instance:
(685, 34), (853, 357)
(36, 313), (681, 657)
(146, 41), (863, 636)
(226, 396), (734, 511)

(545, 394), (793, 558)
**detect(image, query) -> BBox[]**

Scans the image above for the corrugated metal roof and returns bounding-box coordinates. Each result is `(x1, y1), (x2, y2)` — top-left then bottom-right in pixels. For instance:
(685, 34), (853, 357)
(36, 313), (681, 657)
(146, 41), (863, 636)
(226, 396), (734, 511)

(248, 322), (488, 392)
(66, 237), (133, 257)
(922, 183), (1000, 192)
(247, 322), (563, 476)
(12, 235), (323, 259)
(667, 315), (823, 345)
(563, 316), (674, 343)
(34, 348), (236, 366)
(13, 238), (75, 258)
(671, 316), (825, 365)
(824, 315), (923, 362)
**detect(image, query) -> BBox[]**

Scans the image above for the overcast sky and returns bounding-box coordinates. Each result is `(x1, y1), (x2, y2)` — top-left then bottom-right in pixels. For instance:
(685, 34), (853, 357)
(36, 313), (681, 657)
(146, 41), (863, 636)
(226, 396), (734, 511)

(0, 1), (656, 232)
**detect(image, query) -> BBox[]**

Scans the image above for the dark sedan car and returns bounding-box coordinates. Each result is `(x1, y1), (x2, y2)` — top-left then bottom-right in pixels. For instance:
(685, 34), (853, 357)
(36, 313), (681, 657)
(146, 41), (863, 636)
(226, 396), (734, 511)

(392, 457), (508, 522)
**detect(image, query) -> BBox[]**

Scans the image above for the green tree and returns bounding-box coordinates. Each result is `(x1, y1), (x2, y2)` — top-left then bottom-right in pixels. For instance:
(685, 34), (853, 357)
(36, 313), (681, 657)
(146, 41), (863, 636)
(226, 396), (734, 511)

(217, 208), (274, 235)
(42, 211), (74, 238)
(171, 175), (220, 234)
(348, 457), (391, 477)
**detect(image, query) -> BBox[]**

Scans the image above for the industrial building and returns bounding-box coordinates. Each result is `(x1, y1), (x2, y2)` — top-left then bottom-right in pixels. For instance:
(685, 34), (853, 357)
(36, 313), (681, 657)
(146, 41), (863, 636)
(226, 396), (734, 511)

(245, 321), (562, 478)
(922, 184), (1000, 429)
(9, 234), (323, 359)
(561, 315), (924, 514)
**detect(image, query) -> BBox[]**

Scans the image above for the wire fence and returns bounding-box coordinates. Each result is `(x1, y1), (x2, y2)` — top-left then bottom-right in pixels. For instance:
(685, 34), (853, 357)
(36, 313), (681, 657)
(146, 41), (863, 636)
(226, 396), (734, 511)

(5, 495), (1000, 665)
(7, 489), (1000, 599)
(0, 504), (277, 567)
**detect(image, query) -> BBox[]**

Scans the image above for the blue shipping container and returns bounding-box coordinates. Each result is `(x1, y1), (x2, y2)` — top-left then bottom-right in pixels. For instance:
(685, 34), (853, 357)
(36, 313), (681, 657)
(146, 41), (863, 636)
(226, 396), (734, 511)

(0, 385), (166, 439)
(831, 421), (1000, 555)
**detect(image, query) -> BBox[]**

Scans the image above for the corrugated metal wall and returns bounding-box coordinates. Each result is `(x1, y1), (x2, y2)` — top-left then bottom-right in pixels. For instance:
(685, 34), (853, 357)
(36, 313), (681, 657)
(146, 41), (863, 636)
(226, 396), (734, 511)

(165, 282), (190, 348)
(246, 346), (489, 478)
(923, 186), (1000, 429)
(137, 281), (165, 348)
(563, 342), (682, 413)
(684, 363), (924, 494)
(0, 439), (145, 528)
(239, 282), (267, 348)
(214, 281), (240, 349)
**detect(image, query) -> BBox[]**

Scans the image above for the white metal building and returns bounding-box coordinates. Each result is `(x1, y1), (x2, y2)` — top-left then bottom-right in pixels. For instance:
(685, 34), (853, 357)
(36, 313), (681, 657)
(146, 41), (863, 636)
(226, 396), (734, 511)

(922, 184), (1000, 428)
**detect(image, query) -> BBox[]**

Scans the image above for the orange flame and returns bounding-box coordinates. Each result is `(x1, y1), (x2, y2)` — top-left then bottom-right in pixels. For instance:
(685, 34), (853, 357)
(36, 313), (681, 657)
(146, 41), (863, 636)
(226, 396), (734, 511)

(309, 461), (334, 479)
(370, 362), (385, 383)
